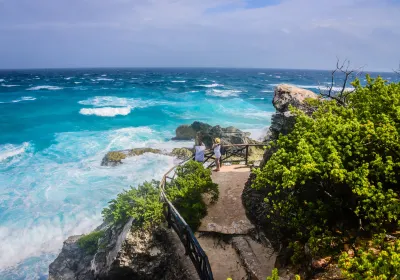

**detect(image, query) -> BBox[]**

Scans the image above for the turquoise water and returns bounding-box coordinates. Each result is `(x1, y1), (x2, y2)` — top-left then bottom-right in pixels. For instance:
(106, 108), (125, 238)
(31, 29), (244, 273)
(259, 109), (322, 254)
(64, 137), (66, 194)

(0, 68), (398, 279)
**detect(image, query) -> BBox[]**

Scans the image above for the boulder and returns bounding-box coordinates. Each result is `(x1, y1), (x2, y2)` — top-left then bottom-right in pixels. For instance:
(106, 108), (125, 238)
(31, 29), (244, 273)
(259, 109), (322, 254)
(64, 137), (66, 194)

(173, 121), (257, 148)
(273, 84), (318, 113)
(101, 148), (163, 166)
(170, 148), (193, 160)
(264, 85), (318, 143)
(49, 220), (197, 280)
(172, 125), (197, 140)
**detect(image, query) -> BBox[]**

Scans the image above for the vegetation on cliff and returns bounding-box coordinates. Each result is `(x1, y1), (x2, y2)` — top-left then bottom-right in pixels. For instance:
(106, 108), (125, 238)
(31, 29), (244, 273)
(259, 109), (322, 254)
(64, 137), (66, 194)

(102, 161), (218, 230)
(252, 76), (400, 278)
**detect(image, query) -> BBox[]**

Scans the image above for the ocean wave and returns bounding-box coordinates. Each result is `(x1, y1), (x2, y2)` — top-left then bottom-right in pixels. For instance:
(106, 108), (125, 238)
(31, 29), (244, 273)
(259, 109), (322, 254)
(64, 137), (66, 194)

(0, 96), (37, 104)
(74, 82), (82, 84)
(197, 83), (223, 88)
(27, 85), (63, 91)
(64, 77), (74, 80)
(12, 96), (37, 103)
(1, 84), (20, 87)
(243, 127), (269, 141)
(96, 78), (114, 81)
(79, 107), (131, 117)
(0, 79), (4, 82)
(269, 83), (354, 92)
(171, 80), (186, 83)
(206, 89), (242, 98)
(78, 96), (174, 109)
(261, 90), (274, 93)
(0, 142), (29, 162)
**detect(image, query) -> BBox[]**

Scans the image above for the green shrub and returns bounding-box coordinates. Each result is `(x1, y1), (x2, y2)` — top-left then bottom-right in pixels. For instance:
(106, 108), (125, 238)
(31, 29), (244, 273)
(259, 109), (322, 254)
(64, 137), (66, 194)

(266, 268), (279, 280)
(102, 161), (218, 231)
(167, 160), (219, 230)
(339, 234), (400, 279)
(102, 180), (163, 228)
(78, 230), (104, 255)
(252, 76), (400, 274)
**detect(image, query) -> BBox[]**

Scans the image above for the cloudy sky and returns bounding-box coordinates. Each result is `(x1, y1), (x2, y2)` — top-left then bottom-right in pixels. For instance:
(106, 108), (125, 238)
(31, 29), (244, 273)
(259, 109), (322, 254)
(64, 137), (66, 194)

(0, 0), (399, 70)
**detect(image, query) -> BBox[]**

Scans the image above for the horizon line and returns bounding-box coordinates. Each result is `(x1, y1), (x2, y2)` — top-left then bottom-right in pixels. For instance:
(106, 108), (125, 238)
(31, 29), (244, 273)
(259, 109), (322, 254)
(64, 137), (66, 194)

(0, 66), (395, 74)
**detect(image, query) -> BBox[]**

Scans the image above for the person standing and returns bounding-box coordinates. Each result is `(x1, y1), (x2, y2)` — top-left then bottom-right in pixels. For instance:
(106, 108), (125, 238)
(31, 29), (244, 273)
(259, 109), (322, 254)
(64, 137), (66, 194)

(194, 138), (206, 163)
(212, 138), (221, 171)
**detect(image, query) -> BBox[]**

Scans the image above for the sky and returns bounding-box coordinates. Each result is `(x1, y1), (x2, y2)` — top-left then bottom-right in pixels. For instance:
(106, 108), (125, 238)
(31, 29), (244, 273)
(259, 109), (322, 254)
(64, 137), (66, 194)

(0, 0), (399, 71)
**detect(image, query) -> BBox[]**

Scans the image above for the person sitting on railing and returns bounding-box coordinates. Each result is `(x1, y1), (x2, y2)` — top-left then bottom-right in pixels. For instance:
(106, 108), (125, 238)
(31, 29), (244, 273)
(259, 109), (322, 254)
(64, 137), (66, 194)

(212, 138), (221, 172)
(194, 138), (205, 163)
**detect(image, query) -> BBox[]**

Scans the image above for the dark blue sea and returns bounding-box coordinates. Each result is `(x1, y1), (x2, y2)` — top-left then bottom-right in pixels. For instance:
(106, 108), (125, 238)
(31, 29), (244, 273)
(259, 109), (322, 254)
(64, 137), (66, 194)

(0, 68), (398, 279)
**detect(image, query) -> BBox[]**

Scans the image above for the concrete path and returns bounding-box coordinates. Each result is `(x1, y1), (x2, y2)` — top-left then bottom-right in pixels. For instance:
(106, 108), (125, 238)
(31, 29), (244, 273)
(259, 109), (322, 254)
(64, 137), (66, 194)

(198, 165), (254, 234)
(194, 165), (276, 280)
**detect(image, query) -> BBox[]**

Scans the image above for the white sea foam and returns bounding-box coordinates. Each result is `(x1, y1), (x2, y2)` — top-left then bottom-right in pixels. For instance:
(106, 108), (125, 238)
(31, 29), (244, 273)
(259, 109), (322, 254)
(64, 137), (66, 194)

(198, 83), (223, 88)
(0, 126), (183, 270)
(78, 96), (173, 109)
(101, 74), (107, 77)
(64, 77), (74, 80)
(206, 89), (242, 98)
(258, 72), (266, 75)
(0, 142), (29, 162)
(96, 78), (114, 81)
(27, 85), (63, 91)
(0, 79), (4, 82)
(275, 75), (281, 78)
(243, 127), (269, 141)
(171, 80), (186, 83)
(1, 84), (20, 87)
(79, 107), (131, 117)
(74, 82), (82, 84)
(261, 90), (274, 93)
(12, 96), (37, 103)
(269, 83), (354, 92)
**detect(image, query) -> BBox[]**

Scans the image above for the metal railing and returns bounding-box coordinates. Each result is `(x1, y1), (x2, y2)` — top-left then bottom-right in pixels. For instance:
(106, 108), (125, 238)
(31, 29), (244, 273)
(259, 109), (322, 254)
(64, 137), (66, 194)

(159, 144), (265, 280)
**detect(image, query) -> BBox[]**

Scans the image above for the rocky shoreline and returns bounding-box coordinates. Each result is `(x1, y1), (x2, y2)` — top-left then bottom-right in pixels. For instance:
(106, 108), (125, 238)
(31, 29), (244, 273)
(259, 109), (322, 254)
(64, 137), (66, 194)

(49, 84), (318, 280)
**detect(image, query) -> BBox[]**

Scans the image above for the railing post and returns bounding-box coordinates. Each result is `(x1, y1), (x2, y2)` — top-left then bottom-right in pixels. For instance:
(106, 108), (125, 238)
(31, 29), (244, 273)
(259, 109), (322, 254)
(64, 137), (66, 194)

(245, 145), (249, 166)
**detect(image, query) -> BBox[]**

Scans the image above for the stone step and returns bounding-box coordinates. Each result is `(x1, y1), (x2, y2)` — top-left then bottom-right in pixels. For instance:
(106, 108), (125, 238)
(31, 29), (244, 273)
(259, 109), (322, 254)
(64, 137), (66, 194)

(231, 236), (277, 280)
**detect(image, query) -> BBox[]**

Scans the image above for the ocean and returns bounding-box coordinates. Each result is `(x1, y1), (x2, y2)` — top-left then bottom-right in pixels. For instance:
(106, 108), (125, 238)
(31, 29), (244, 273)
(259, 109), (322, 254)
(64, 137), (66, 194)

(0, 68), (398, 279)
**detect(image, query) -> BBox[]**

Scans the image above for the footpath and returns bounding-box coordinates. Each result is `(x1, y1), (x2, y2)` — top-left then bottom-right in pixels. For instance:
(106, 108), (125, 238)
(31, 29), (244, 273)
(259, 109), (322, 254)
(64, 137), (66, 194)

(196, 165), (276, 280)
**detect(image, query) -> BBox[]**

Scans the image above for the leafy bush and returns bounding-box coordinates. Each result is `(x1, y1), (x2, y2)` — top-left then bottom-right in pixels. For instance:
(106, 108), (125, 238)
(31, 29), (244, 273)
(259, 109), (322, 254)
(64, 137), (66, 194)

(252, 76), (400, 274)
(102, 180), (163, 228)
(78, 230), (104, 255)
(167, 160), (219, 230)
(339, 234), (400, 279)
(102, 161), (218, 231)
(266, 268), (279, 280)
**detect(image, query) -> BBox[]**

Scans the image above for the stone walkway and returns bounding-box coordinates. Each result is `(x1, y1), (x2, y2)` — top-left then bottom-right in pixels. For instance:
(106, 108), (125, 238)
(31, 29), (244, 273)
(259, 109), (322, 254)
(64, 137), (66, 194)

(198, 165), (254, 234)
(196, 165), (276, 280)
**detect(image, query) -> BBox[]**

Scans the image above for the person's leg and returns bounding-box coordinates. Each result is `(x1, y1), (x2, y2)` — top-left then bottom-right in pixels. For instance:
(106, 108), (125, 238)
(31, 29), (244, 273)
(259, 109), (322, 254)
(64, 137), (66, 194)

(215, 157), (220, 171)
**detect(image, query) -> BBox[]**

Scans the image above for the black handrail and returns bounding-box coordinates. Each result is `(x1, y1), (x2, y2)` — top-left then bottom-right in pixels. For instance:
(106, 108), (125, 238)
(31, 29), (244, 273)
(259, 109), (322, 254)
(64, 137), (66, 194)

(159, 144), (265, 280)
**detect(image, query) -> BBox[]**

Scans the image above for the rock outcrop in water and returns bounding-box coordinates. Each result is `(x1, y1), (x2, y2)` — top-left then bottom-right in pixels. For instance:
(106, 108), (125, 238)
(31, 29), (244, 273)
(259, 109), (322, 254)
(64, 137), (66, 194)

(101, 122), (260, 166)
(173, 121), (258, 148)
(49, 219), (197, 280)
(101, 147), (194, 166)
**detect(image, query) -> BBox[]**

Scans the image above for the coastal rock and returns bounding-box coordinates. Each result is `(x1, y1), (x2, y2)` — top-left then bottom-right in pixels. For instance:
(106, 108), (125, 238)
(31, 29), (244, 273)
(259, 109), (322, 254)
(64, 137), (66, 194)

(101, 148), (163, 166)
(170, 147), (193, 160)
(173, 121), (256, 148)
(172, 125), (198, 140)
(265, 85), (318, 143)
(49, 220), (197, 280)
(273, 84), (318, 113)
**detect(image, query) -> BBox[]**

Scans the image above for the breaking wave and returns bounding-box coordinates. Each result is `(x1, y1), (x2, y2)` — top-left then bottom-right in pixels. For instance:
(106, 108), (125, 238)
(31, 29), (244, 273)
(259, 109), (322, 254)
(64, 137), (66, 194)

(79, 107), (131, 117)
(27, 86), (63, 91)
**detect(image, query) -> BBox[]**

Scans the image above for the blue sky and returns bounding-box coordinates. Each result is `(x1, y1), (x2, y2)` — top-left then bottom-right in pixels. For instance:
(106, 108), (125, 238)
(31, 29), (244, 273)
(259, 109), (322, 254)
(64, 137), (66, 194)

(0, 0), (399, 71)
